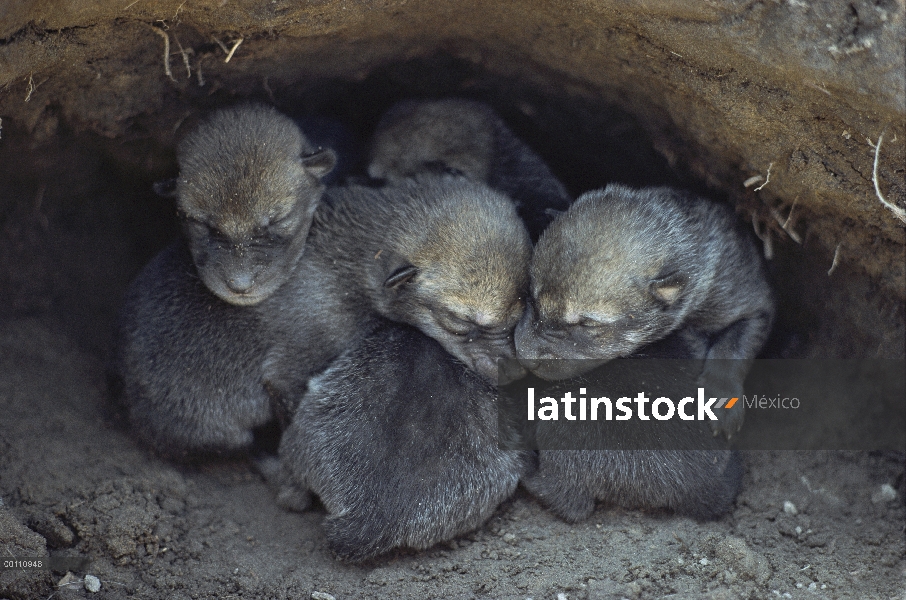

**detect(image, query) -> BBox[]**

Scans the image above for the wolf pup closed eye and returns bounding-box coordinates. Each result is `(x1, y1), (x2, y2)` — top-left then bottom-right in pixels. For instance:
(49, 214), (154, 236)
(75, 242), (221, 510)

(514, 184), (775, 436)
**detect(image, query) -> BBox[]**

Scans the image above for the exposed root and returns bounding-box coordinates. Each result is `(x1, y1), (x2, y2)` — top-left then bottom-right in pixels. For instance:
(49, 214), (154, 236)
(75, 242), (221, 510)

(770, 197), (802, 244)
(152, 26), (177, 83)
(173, 34), (193, 79)
(827, 243), (842, 276)
(173, 0), (187, 20)
(23, 74), (48, 103)
(224, 37), (244, 63)
(24, 74), (35, 102)
(753, 162), (773, 192)
(212, 36), (230, 54)
(751, 218), (774, 260)
(212, 35), (244, 63)
(743, 174), (764, 188)
(868, 127), (906, 225)
(196, 54), (206, 87)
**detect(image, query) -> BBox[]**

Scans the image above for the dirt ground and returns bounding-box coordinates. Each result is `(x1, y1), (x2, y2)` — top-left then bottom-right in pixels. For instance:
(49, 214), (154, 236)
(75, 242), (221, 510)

(0, 319), (904, 600)
(1, 2), (905, 596)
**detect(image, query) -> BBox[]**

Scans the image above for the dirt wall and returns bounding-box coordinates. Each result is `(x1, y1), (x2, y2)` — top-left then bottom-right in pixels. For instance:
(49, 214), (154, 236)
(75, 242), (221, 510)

(2, 1), (905, 294)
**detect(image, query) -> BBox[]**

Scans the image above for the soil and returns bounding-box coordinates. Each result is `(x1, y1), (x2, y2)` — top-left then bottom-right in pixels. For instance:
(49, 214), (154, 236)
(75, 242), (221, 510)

(1, 1), (905, 598)
(0, 317), (904, 599)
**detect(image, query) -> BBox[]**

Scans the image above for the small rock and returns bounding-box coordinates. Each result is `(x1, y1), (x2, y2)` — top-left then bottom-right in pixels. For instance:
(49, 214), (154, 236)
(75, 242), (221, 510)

(57, 571), (79, 588)
(84, 574), (102, 593)
(503, 533), (516, 543)
(871, 484), (897, 504)
(783, 501), (798, 515)
(312, 592), (336, 600)
(557, 594), (568, 600)
(699, 557), (709, 566)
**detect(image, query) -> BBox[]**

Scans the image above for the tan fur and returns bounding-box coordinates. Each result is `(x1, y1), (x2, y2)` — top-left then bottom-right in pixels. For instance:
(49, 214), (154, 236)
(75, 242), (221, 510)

(368, 98), (572, 241)
(173, 104), (335, 306)
(368, 99), (496, 181)
(516, 184), (775, 434)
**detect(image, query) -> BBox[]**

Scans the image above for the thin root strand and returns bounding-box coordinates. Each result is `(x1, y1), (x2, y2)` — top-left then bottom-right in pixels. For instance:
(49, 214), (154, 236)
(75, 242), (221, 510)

(751, 218), (774, 260)
(152, 27), (177, 83)
(174, 34), (193, 79)
(24, 74), (35, 102)
(770, 197), (802, 244)
(753, 162), (773, 192)
(870, 127), (906, 224)
(827, 243), (842, 276)
(224, 37), (244, 63)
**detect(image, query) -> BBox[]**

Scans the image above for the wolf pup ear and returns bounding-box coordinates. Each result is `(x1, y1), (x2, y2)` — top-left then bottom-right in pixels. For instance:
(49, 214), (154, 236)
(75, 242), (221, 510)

(301, 148), (338, 178)
(384, 265), (418, 289)
(152, 178), (179, 198)
(649, 272), (687, 305)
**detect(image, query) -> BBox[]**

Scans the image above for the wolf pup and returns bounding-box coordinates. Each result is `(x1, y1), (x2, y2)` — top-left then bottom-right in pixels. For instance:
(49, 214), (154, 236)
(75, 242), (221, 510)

(176, 104), (336, 305)
(261, 172), (532, 422)
(519, 334), (743, 522)
(114, 104), (336, 455)
(275, 321), (533, 562)
(514, 184), (774, 436)
(367, 98), (572, 240)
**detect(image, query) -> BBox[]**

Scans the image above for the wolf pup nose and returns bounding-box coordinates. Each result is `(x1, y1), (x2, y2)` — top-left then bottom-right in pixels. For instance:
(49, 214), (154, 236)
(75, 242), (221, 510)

(225, 272), (256, 294)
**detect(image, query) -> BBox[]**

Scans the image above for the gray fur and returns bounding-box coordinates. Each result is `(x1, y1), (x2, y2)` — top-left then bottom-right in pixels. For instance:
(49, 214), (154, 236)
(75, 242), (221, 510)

(261, 173), (533, 421)
(368, 98), (572, 240)
(514, 184), (775, 435)
(275, 321), (533, 562)
(523, 334), (743, 522)
(113, 104), (335, 455)
(527, 449), (743, 522)
(113, 241), (272, 456)
(176, 103), (336, 306)
(115, 173), (530, 454)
